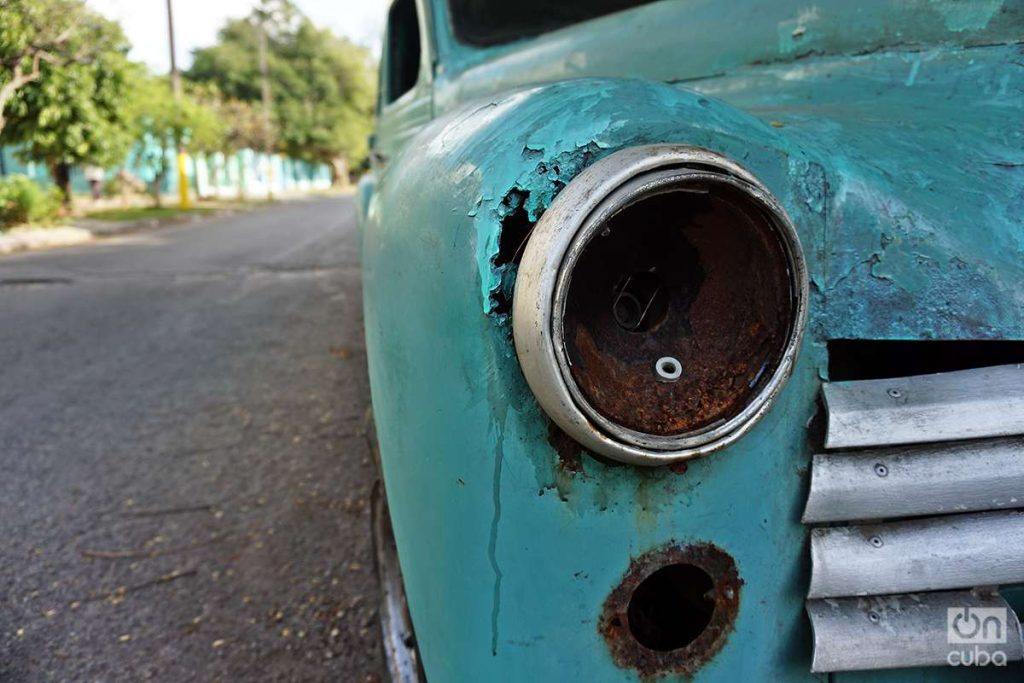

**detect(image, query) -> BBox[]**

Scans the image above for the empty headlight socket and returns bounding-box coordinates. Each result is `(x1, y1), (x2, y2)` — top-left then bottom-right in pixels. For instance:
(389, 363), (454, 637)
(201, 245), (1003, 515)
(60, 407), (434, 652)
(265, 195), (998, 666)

(513, 144), (809, 465)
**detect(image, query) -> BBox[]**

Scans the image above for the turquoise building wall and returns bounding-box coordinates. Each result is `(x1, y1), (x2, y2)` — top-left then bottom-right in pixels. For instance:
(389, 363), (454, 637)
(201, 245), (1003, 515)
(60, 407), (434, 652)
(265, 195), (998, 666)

(0, 144), (332, 198)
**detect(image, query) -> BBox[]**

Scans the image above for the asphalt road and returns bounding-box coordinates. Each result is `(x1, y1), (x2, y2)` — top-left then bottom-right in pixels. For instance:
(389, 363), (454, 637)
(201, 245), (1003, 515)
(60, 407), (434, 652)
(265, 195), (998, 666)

(0, 196), (384, 682)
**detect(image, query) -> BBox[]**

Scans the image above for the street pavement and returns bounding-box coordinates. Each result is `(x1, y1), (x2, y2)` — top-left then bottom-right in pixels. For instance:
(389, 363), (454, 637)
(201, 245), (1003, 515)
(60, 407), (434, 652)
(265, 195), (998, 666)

(0, 196), (385, 682)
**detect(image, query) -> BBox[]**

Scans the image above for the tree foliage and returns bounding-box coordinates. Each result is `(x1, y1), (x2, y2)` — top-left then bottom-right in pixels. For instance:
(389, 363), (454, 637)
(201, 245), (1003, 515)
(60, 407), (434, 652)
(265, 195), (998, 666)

(125, 72), (229, 203)
(0, 0), (135, 202)
(188, 1), (376, 175)
(216, 98), (275, 153)
(0, 173), (62, 227)
(0, 0), (371, 203)
(181, 82), (233, 154)
(0, 0), (83, 131)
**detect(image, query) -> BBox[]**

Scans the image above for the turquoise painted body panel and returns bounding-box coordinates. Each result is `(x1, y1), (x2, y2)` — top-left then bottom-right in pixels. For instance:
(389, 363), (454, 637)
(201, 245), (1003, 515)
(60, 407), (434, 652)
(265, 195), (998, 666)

(360, 1), (1024, 680)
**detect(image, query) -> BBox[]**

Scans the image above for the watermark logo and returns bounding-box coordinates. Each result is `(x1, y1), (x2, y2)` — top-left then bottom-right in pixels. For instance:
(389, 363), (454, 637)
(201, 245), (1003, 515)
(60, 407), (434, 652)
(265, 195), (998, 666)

(949, 607), (1007, 645)
(947, 607), (1009, 667)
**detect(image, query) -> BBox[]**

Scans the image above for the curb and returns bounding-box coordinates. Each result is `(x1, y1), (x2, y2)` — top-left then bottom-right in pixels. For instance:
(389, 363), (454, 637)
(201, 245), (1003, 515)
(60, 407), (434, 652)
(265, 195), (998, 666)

(0, 191), (353, 256)
(0, 210), (228, 256)
(0, 227), (94, 255)
(80, 210), (235, 237)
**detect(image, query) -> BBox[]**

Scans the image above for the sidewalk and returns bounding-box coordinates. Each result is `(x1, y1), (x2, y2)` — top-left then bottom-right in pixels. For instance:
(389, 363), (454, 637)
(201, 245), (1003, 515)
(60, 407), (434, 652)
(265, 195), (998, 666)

(0, 208), (232, 256)
(0, 226), (95, 255)
(0, 190), (349, 256)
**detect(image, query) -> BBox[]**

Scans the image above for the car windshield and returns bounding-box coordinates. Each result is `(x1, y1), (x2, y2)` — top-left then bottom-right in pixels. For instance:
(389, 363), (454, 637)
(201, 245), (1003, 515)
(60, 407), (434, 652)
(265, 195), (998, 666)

(448, 0), (662, 47)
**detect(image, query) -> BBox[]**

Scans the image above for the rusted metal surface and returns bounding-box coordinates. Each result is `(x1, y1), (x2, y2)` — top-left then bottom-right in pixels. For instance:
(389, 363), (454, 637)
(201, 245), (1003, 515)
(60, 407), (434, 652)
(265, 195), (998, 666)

(547, 421), (582, 473)
(667, 461), (688, 475)
(563, 185), (794, 437)
(599, 543), (741, 677)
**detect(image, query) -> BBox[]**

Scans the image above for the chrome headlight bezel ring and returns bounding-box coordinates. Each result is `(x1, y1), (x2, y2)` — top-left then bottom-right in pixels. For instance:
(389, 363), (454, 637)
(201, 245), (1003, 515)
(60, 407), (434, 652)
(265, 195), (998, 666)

(512, 144), (809, 466)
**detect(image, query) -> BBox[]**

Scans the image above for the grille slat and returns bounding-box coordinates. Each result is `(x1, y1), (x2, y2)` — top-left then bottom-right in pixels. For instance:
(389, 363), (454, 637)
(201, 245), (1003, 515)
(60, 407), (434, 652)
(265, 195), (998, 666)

(805, 363), (1024, 672)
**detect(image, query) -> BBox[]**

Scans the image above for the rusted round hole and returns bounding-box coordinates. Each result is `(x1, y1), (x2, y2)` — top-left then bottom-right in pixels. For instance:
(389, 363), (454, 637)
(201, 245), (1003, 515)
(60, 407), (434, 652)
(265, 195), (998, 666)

(627, 564), (715, 651)
(562, 177), (795, 438)
(600, 543), (740, 677)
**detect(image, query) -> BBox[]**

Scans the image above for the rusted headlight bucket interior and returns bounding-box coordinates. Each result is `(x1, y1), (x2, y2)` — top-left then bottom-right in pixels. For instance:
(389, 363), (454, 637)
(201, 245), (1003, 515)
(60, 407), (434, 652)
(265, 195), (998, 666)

(559, 174), (796, 440)
(513, 146), (807, 464)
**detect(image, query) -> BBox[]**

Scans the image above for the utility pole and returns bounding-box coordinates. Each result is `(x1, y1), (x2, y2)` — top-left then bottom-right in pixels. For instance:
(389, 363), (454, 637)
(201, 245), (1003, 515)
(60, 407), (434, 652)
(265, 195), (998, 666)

(166, 0), (190, 208)
(257, 3), (274, 201)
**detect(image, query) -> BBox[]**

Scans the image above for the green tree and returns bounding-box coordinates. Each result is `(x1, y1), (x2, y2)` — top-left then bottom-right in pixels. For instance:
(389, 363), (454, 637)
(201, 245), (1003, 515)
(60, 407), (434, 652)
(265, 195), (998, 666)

(275, 20), (375, 182)
(1, 0), (84, 133)
(126, 73), (227, 206)
(182, 82), (229, 155)
(218, 98), (274, 153)
(188, 4), (375, 184)
(0, 2), (135, 205)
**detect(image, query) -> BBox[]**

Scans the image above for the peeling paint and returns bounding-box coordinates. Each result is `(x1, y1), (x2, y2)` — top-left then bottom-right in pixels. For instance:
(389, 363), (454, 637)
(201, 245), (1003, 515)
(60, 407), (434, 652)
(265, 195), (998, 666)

(696, 44), (1024, 341)
(480, 141), (605, 317)
(360, 6), (1024, 679)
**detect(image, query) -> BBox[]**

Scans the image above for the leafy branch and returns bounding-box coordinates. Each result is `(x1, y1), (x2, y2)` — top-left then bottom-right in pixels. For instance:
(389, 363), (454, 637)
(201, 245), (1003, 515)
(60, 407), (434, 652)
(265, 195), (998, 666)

(0, 4), (87, 133)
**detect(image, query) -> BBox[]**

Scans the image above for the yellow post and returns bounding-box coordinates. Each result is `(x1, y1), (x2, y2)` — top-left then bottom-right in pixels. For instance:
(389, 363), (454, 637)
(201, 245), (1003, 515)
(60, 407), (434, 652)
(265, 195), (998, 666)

(167, 0), (190, 209)
(267, 156), (274, 201)
(177, 150), (190, 209)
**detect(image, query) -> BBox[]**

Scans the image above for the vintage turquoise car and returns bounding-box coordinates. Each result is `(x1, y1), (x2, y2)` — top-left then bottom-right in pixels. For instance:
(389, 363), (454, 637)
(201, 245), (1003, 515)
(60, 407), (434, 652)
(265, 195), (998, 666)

(358, 1), (1024, 680)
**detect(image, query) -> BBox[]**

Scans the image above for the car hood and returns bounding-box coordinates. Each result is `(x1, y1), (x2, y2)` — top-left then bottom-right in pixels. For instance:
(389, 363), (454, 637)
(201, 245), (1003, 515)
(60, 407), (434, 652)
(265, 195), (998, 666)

(690, 43), (1024, 342)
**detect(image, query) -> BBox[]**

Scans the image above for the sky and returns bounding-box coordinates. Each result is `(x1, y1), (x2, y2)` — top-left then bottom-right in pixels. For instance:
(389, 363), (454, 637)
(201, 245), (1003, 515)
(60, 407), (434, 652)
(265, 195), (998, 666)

(87, 0), (391, 73)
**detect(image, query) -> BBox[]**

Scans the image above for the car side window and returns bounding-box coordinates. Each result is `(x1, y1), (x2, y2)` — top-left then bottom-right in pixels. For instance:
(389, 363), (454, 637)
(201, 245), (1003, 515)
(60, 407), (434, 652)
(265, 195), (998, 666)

(383, 0), (422, 105)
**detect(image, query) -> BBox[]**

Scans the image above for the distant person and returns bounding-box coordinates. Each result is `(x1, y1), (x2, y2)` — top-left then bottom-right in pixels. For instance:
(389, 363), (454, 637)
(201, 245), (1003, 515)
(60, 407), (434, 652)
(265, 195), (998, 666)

(84, 165), (104, 200)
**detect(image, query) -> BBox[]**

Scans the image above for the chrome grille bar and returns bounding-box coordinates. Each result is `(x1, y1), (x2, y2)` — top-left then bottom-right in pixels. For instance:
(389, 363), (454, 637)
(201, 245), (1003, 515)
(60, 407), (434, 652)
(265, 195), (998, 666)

(808, 590), (1024, 672)
(803, 437), (1024, 523)
(823, 363), (1024, 449)
(805, 363), (1024, 672)
(809, 510), (1024, 599)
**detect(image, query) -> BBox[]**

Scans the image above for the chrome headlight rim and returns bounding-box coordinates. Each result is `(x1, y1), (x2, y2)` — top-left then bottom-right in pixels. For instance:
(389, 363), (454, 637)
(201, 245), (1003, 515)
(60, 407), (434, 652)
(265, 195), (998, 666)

(512, 144), (809, 466)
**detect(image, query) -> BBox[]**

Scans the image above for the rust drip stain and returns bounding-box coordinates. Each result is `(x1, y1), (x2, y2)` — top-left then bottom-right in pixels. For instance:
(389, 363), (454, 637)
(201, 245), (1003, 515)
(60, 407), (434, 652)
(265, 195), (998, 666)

(599, 543), (741, 678)
(547, 420), (583, 473)
(667, 461), (689, 475)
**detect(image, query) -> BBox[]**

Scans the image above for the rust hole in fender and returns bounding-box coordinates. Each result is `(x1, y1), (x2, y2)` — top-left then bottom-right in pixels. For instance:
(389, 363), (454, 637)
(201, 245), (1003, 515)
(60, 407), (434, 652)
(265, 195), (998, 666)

(489, 189), (535, 319)
(599, 543), (741, 677)
(495, 189), (533, 268)
(562, 180), (794, 436)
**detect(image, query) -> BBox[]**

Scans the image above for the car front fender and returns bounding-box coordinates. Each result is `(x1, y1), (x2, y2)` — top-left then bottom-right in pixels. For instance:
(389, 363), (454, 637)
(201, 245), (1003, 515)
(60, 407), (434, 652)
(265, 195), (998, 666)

(360, 77), (829, 682)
